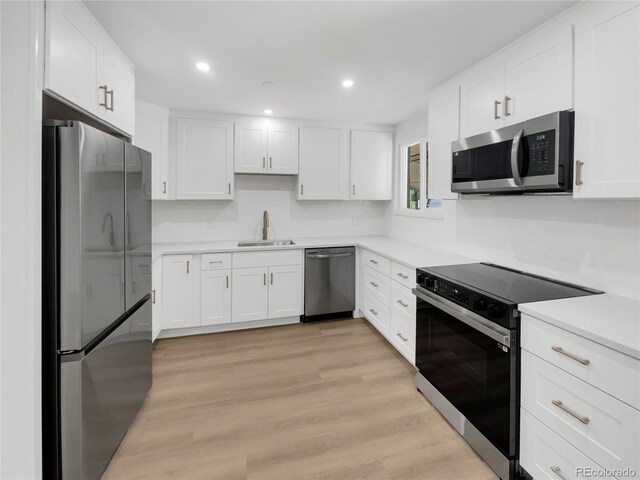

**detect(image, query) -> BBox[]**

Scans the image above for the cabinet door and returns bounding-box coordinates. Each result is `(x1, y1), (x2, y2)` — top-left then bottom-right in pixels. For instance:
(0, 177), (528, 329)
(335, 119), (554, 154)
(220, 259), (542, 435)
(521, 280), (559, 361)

(573, 2), (640, 199)
(161, 255), (196, 329)
(232, 267), (268, 323)
(45, 0), (103, 117)
(504, 24), (573, 125)
(298, 127), (349, 199)
(234, 121), (268, 174)
(267, 124), (299, 174)
(134, 101), (170, 200)
(350, 130), (393, 200)
(102, 41), (136, 136)
(176, 119), (234, 199)
(427, 82), (460, 200)
(459, 55), (506, 138)
(201, 269), (231, 326)
(268, 265), (302, 319)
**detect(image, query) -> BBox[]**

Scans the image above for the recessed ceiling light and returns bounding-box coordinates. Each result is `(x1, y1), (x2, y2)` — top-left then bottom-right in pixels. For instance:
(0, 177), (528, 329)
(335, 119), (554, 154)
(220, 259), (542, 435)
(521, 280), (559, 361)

(342, 79), (355, 88)
(196, 62), (210, 72)
(264, 109), (273, 115)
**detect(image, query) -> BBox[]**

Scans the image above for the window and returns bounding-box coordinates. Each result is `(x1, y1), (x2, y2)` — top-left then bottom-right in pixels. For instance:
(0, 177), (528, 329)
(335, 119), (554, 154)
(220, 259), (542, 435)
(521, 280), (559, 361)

(397, 139), (442, 216)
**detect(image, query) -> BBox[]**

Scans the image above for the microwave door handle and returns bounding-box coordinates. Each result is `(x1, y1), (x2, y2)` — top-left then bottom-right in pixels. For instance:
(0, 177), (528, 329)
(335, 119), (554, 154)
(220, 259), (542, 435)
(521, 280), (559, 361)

(511, 129), (524, 186)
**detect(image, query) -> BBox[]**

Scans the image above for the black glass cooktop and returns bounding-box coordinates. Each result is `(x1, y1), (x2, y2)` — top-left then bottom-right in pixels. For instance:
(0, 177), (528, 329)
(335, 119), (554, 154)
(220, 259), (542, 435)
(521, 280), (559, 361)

(420, 262), (601, 305)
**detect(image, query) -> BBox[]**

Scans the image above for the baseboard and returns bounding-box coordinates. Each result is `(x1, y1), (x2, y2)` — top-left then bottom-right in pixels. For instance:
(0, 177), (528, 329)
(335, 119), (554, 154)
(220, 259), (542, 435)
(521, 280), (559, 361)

(157, 316), (300, 339)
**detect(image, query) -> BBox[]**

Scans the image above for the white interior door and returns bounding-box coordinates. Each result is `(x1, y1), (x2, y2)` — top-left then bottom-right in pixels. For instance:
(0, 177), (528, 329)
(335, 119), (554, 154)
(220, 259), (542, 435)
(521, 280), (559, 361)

(350, 130), (393, 200)
(201, 269), (231, 326)
(235, 121), (268, 174)
(267, 124), (299, 174)
(161, 255), (195, 329)
(176, 118), (234, 199)
(232, 267), (268, 323)
(268, 265), (302, 319)
(298, 127), (349, 199)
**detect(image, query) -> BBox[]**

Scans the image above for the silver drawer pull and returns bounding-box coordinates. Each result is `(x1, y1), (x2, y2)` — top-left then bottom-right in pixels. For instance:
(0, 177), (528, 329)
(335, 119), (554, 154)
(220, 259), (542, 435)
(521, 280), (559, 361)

(396, 272), (409, 279)
(552, 400), (590, 425)
(396, 299), (408, 308)
(396, 333), (408, 342)
(369, 308), (378, 316)
(369, 281), (379, 288)
(369, 259), (378, 264)
(551, 346), (590, 365)
(550, 466), (568, 480)
(209, 260), (223, 264)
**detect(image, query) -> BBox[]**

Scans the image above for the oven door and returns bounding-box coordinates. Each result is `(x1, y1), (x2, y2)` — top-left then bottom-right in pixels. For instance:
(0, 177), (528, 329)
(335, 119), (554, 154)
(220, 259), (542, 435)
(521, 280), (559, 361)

(413, 287), (517, 458)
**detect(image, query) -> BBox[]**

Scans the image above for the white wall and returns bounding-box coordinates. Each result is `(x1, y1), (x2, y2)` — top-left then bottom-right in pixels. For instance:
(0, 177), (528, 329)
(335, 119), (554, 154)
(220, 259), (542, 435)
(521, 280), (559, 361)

(0, 1), (44, 478)
(384, 113), (640, 300)
(153, 175), (384, 243)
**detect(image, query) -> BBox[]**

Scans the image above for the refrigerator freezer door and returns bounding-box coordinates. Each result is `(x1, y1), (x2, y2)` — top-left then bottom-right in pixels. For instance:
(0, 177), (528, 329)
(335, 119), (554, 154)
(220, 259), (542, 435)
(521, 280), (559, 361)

(125, 143), (152, 310)
(60, 297), (152, 480)
(59, 123), (125, 351)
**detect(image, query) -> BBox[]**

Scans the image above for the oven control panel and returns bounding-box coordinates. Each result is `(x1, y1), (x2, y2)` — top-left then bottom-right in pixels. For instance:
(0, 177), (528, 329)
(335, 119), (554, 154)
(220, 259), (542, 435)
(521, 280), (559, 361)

(416, 272), (513, 328)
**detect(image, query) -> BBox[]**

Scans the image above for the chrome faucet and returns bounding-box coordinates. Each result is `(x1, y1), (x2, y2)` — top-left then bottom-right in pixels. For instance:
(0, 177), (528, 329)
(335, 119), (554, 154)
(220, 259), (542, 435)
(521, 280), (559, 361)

(102, 212), (115, 247)
(262, 210), (269, 241)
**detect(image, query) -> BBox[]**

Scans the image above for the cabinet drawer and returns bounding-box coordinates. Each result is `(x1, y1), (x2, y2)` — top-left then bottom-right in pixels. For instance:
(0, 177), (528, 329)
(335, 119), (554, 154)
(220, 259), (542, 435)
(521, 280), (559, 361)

(390, 311), (415, 364)
(522, 313), (640, 410)
(233, 249), (302, 268)
(520, 409), (606, 480)
(201, 253), (232, 270)
(360, 249), (390, 277)
(364, 265), (391, 305)
(391, 262), (415, 289)
(390, 281), (416, 319)
(364, 292), (389, 337)
(521, 350), (640, 473)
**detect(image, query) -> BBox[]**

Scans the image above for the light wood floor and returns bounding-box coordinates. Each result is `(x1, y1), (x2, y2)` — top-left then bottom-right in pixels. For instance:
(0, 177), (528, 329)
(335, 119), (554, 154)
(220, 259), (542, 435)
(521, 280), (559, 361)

(103, 318), (497, 480)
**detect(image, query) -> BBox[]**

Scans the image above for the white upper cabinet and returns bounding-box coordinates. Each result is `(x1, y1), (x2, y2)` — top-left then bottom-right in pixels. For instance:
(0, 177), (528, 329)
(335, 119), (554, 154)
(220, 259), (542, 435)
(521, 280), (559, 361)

(460, 23), (573, 139)
(44, 0), (135, 136)
(298, 126), (349, 200)
(134, 100), (170, 200)
(350, 130), (393, 200)
(427, 82), (460, 200)
(573, 2), (640, 199)
(176, 118), (234, 200)
(234, 121), (298, 174)
(504, 24), (573, 125)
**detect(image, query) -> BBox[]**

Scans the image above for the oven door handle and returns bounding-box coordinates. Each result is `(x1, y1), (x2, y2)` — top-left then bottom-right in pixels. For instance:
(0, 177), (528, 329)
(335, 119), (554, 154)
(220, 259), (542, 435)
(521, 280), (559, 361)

(511, 129), (524, 186)
(412, 288), (512, 348)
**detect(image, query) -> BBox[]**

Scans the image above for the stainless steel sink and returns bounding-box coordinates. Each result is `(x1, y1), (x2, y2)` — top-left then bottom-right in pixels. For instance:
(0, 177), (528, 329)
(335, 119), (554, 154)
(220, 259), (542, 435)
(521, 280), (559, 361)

(237, 239), (296, 247)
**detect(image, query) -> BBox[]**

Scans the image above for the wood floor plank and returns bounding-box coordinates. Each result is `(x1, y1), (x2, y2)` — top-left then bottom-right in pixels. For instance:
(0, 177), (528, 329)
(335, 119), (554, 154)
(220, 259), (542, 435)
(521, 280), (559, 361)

(102, 318), (497, 480)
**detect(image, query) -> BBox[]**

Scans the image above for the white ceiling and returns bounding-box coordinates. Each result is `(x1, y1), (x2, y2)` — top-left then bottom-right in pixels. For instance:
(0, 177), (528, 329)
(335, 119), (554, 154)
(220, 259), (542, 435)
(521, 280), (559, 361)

(85, 1), (575, 125)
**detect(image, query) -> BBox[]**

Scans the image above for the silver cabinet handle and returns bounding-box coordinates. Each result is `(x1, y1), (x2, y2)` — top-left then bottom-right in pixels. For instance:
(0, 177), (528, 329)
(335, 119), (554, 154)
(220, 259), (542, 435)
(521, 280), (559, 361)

(575, 160), (584, 186)
(152, 289), (157, 304)
(369, 259), (378, 265)
(209, 260), (223, 264)
(494, 99), (501, 119)
(300, 184), (303, 195)
(226, 276), (229, 289)
(552, 346), (590, 365)
(228, 183), (231, 195)
(397, 332), (408, 342)
(369, 308), (378, 316)
(352, 185), (356, 195)
(270, 272), (274, 285)
(397, 299), (408, 308)
(99, 85), (109, 108)
(552, 400), (590, 425)
(269, 157), (272, 168)
(504, 96), (511, 116)
(369, 281), (378, 288)
(162, 181), (167, 194)
(263, 273), (266, 285)
(550, 466), (568, 480)
(397, 272), (409, 279)
(262, 156), (266, 168)
(511, 129), (524, 186)
(186, 261), (190, 274)
(107, 89), (114, 111)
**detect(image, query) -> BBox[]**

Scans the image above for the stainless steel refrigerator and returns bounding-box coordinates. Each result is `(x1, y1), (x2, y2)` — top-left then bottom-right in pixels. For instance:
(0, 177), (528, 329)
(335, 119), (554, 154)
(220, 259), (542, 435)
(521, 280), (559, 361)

(42, 120), (152, 479)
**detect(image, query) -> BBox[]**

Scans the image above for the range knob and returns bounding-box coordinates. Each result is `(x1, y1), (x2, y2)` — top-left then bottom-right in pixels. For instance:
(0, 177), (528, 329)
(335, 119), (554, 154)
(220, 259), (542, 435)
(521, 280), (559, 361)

(416, 273), (425, 285)
(424, 276), (436, 288)
(472, 298), (487, 311)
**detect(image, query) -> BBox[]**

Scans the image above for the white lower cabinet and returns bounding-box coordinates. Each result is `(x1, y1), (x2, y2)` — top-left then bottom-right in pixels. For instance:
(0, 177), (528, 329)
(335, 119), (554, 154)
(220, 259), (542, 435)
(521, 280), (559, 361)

(364, 292), (390, 336)
(268, 265), (303, 319)
(201, 269), (231, 326)
(161, 255), (196, 329)
(231, 267), (269, 323)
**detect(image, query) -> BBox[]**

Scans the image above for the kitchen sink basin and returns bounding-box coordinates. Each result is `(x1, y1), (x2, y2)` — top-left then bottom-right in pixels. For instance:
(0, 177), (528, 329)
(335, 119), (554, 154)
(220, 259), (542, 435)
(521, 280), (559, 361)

(237, 240), (296, 247)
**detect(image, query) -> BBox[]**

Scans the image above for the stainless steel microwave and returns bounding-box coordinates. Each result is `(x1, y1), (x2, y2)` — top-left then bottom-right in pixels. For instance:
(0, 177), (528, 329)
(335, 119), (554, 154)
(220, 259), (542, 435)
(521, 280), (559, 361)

(451, 110), (574, 194)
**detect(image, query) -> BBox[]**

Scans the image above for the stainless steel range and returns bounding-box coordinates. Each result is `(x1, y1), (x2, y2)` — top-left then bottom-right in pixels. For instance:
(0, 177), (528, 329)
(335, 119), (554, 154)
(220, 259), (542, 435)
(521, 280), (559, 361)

(413, 263), (600, 479)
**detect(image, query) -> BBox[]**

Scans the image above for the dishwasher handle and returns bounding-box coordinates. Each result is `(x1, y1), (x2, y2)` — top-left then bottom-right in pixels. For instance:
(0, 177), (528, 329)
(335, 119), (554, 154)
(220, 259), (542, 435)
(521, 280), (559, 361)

(306, 252), (354, 259)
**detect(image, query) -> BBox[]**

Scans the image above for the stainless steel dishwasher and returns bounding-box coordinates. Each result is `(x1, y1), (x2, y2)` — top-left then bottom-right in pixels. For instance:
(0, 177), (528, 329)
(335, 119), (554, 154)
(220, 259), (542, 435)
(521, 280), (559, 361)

(303, 247), (355, 321)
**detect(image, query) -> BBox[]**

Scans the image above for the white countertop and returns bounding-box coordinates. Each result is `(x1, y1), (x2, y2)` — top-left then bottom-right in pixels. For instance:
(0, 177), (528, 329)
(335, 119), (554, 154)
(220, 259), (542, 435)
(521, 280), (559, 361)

(153, 235), (476, 269)
(520, 294), (640, 360)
